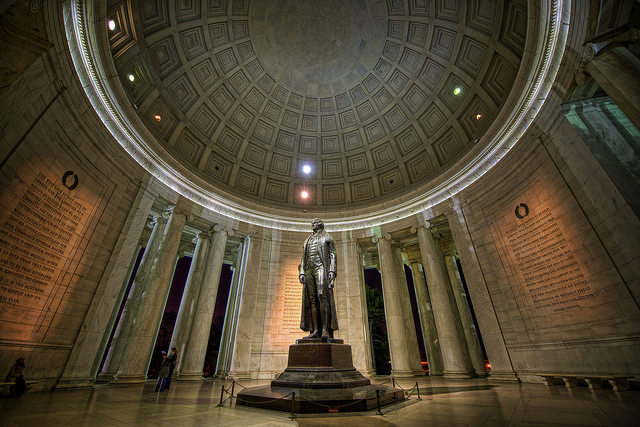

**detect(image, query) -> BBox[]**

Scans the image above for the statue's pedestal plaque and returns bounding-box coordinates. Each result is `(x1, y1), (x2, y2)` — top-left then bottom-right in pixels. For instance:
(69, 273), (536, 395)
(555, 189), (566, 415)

(271, 339), (371, 388)
(237, 338), (404, 413)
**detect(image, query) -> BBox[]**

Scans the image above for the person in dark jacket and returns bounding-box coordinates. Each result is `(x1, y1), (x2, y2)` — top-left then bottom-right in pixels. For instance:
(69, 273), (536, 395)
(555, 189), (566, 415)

(155, 351), (168, 392)
(164, 347), (178, 390)
(5, 357), (26, 397)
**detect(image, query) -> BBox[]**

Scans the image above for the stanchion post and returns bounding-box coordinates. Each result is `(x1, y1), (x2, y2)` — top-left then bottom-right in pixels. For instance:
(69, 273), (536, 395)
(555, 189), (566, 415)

(290, 391), (297, 419)
(416, 381), (422, 401)
(230, 381), (236, 404)
(392, 377), (396, 388)
(376, 389), (383, 415)
(217, 382), (226, 407)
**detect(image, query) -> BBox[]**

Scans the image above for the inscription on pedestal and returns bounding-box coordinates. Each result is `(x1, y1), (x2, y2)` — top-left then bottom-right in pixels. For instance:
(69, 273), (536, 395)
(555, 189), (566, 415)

(0, 172), (87, 315)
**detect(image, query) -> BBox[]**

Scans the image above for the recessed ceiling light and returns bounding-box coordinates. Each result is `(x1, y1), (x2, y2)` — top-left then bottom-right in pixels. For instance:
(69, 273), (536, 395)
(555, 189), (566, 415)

(128, 74), (135, 82)
(476, 114), (482, 120)
(302, 165), (311, 174)
(154, 115), (161, 122)
(108, 20), (116, 31)
(453, 87), (461, 95)
(301, 191), (309, 199)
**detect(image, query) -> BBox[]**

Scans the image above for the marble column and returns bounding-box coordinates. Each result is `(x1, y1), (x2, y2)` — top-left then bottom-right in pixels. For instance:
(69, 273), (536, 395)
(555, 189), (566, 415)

(409, 261), (444, 376)
(97, 215), (168, 383)
(55, 181), (158, 389)
(229, 234), (261, 379)
(340, 233), (374, 376)
(414, 224), (472, 379)
(178, 225), (230, 381)
(447, 204), (517, 381)
(393, 246), (426, 376)
(215, 238), (243, 379)
(445, 252), (488, 377)
(112, 206), (189, 384)
(375, 235), (415, 377)
(170, 232), (211, 375)
(579, 29), (640, 132)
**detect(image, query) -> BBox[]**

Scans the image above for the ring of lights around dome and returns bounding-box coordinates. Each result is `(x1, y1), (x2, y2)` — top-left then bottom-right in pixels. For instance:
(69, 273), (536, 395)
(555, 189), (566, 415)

(66, 0), (570, 232)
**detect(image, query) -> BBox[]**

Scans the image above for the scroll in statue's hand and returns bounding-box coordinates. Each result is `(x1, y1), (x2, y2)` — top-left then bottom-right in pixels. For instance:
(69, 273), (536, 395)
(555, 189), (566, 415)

(328, 272), (336, 288)
(299, 274), (306, 284)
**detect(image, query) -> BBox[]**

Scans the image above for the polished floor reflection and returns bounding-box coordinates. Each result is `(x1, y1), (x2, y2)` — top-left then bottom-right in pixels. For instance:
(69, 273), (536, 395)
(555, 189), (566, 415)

(1, 377), (639, 426)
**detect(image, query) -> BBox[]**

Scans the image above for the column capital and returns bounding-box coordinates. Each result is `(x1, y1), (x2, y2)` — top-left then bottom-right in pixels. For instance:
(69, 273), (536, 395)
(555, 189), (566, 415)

(164, 205), (192, 219)
(210, 224), (235, 236)
(576, 27), (640, 86)
(410, 221), (435, 234)
(147, 214), (167, 229)
(372, 233), (393, 244)
(192, 231), (213, 244)
(443, 249), (458, 259)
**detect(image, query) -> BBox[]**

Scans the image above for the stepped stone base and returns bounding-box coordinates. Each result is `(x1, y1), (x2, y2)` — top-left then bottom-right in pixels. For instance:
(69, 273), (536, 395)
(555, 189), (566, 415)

(237, 338), (404, 413)
(236, 384), (404, 413)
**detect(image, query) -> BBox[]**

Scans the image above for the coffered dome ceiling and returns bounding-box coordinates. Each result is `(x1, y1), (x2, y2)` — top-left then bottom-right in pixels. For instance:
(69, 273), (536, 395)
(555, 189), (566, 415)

(71, 0), (566, 229)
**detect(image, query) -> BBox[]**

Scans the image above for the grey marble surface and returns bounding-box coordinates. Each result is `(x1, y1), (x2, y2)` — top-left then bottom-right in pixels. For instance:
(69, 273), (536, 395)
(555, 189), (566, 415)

(1, 377), (639, 426)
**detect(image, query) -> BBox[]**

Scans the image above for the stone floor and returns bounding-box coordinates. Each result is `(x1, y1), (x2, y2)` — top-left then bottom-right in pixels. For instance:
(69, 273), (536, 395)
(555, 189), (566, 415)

(1, 377), (639, 426)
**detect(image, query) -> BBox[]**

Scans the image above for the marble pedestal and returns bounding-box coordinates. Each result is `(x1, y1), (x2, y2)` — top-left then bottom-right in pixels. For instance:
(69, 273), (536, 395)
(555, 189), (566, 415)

(237, 338), (404, 413)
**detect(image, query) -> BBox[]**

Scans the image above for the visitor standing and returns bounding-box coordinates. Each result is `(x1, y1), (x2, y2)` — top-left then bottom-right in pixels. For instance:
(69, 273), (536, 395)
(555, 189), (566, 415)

(164, 347), (178, 390)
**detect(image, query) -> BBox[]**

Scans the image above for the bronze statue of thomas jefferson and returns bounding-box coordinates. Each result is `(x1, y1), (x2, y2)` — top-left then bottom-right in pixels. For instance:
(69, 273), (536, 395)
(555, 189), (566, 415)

(299, 218), (338, 339)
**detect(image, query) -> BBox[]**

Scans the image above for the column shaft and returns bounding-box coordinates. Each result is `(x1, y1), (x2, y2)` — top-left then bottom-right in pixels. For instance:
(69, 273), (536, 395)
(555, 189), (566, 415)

(98, 216), (167, 383)
(445, 255), (488, 377)
(377, 237), (414, 377)
(410, 262), (444, 376)
(392, 247), (425, 376)
(178, 227), (229, 380)
(170, 232), (211, 375)
(447, 206), (517, 380)
(215, 240), (244, 378)
(113, 207), (188, 383)
(229, 235), (261, 379)
(56, 182), (158, 389)
(417, 226), (472, 378)
(342, 235), (374, 376)
(586, 46), (640, 132)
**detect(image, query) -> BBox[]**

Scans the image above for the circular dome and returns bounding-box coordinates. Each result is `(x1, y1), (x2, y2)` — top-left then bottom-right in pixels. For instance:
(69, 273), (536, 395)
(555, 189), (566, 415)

(258, 0), (365, 81)
(69, 0), (568, 230)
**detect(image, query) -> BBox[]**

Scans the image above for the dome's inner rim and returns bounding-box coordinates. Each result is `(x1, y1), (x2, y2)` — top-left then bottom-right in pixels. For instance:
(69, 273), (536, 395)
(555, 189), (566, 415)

(67, 0), (569, 231)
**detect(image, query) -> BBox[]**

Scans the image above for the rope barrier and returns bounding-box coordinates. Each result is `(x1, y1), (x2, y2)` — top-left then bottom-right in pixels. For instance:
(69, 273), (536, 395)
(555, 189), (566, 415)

(217, 381), (236, 407)
(215, 378), (424, 414)
(390, 377), (406, 391)
(405, 382), (418, 399)
(233, 392), (296, 405)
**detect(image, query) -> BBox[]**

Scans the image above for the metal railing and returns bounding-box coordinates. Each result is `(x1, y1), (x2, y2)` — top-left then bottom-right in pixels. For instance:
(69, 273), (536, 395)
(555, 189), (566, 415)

(216, 377), (424, 418)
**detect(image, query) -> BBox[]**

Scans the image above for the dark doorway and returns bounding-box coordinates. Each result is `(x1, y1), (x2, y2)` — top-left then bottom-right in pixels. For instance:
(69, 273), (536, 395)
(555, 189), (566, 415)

(364, 268), (391, 375)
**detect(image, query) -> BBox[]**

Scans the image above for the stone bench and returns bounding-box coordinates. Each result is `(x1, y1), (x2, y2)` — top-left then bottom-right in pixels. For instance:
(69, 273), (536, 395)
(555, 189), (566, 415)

(538, 374), (631, 391)
(0, 380), (39, 395)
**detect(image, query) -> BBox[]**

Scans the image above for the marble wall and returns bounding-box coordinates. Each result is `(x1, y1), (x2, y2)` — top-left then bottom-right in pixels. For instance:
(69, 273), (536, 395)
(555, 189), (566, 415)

(444, 120), (640, 382)
(1, 0), (639, 391)
(0, 45), (156, 390)
(233, 227), (373, 379)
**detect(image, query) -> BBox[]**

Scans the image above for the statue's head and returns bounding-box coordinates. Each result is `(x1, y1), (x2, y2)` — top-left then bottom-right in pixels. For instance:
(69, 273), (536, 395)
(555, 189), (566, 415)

(311, 218), (324, 231)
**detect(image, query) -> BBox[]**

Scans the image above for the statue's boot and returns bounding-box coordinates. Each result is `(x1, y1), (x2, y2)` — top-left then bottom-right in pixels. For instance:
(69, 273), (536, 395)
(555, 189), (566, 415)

(320, 300), (330, 339)
(306, 306), (320, 338)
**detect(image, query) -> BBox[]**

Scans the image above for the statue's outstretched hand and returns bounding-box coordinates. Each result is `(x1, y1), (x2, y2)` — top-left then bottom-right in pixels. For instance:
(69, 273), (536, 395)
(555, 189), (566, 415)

(328, 272), (336, 287)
